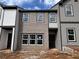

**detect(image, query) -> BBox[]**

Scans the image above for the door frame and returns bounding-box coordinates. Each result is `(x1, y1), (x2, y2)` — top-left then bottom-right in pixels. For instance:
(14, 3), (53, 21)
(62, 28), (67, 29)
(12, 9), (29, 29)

(49, 29), (57, 49)
(7, 33), (12, 49)
(49, 33), (56, 49)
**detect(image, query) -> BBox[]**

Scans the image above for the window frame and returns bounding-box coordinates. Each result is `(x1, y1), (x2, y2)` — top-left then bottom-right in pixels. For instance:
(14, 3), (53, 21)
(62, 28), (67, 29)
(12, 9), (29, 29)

(29, 34), (36, 44)
(22, 13), (29, 22)
(48, 12), (57, 23)
(22, 34), (28, 44)
(22, 33), (43, 45)
(64, 4), (74, 17)
(36, 34), (43, 44)
(66, 28), (76, 42)
(36, 13), (44, 23)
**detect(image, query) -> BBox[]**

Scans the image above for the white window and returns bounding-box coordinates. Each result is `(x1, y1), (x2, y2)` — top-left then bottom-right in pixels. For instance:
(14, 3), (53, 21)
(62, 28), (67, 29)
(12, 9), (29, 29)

(67, 28), (76, 41)
(0, 8), (2, 20)
(30, 34), (36, 44)
(37, 13), (44, 22)
(65, 4), (74, 16)
(49, 13), (57, 23)
(22, 33), (43, 44)
(37, 34), (43, 44)
(22, 13), (29, 22)
(22, 34), (28, 44)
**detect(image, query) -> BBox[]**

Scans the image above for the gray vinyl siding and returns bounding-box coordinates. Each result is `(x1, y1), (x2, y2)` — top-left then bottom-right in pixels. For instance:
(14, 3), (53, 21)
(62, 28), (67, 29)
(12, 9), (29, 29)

(55, 5), (62, 50)
(14, 9), (20, 51)
(17, 12), (23, 50)
(61, 23), (79, 47)
(60, 0), (79, 22)
(50, 4), (62, 50)
(59, 0), (79, 50)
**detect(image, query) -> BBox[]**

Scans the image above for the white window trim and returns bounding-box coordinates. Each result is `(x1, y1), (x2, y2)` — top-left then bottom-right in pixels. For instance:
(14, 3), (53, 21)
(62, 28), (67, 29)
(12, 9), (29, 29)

(48, 12), (57, 23)
(36, 13), (44, 22)
(65, 4), (74, 17)
(22, 34), (28, 45)
(22, 13), (29, 22)
(66, 28), (76, 42)
(29, 34), (36, 44)
(22, 33), (43, 45)
(36, 34), (43, 44)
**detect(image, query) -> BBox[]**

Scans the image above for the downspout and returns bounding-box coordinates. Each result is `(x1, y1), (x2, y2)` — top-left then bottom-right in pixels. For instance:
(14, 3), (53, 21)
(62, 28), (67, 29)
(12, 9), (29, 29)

(0, 8), (5, 40)
(11, 27), (15, 52)
(58, 4), (63, 51)
(1, 8), (4, 26)
(14, 9), (19, 51)
(11, 9), (17, 52)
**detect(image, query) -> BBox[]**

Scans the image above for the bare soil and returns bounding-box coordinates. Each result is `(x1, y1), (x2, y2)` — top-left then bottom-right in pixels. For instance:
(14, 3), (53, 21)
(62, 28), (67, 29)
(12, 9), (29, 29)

(0, 49), (79, 59)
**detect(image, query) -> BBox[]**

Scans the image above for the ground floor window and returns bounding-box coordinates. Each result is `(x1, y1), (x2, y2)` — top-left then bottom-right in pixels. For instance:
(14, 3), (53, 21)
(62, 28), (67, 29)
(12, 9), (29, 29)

(22, 33), (43, 44)
(22, 34), (28, 44)
(67, 28), (76, 41)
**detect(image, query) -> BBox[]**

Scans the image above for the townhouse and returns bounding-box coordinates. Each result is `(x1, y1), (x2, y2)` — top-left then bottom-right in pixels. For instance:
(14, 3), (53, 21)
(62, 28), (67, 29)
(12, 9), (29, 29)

(0, 0), (79, 52)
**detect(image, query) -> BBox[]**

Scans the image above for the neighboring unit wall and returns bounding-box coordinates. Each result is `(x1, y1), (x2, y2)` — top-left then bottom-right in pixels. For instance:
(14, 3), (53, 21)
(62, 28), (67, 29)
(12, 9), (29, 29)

(60, 0), (79, 50)
(60, 0), (79, 22)
(61, 23), (79, 46)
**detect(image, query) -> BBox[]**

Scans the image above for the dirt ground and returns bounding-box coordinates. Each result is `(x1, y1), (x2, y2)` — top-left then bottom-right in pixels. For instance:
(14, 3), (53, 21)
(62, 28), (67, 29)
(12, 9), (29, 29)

(0, 49), (79, 59)
(0, 51), (29, 59)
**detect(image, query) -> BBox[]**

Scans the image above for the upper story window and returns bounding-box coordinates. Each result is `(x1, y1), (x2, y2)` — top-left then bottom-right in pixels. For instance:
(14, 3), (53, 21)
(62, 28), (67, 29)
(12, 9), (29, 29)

(37, 13), (44, 22)
(49, 13), (57, 23)
(22, 13), (29, 22)
(65, 4), (74, 16)
(0, 8), (2, 20)
(74, 0), (78, 2)
(67, 28), (76, 41)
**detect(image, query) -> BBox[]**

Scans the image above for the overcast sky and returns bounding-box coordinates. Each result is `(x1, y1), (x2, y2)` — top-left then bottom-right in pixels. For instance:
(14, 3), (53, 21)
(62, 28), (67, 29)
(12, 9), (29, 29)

(0, 0), (60, 10)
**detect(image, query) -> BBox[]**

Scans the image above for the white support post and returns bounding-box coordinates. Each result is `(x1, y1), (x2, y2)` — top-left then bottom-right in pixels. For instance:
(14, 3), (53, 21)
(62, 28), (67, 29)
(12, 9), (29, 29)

(11, 27), (15, 52)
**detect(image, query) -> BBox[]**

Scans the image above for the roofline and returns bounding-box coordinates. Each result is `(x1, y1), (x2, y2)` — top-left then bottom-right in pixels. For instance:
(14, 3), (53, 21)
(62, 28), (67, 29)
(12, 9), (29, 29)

(2, 5), (24, 9)
(59, 0), (69, 5)
(50, 0), (68, 9)
(50, 0), (69, 8)
(2, 5), (18, 9)
(0, 0), (66, 10)
(50, 0), (62, 9)
(0, 2), (24, 9)
(0, 2), (6, 7)
(19, 9), (57, 12)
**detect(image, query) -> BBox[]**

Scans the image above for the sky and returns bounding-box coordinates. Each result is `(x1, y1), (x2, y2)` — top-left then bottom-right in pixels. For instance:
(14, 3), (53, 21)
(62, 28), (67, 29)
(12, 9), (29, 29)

(0, 0), (61, 10)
